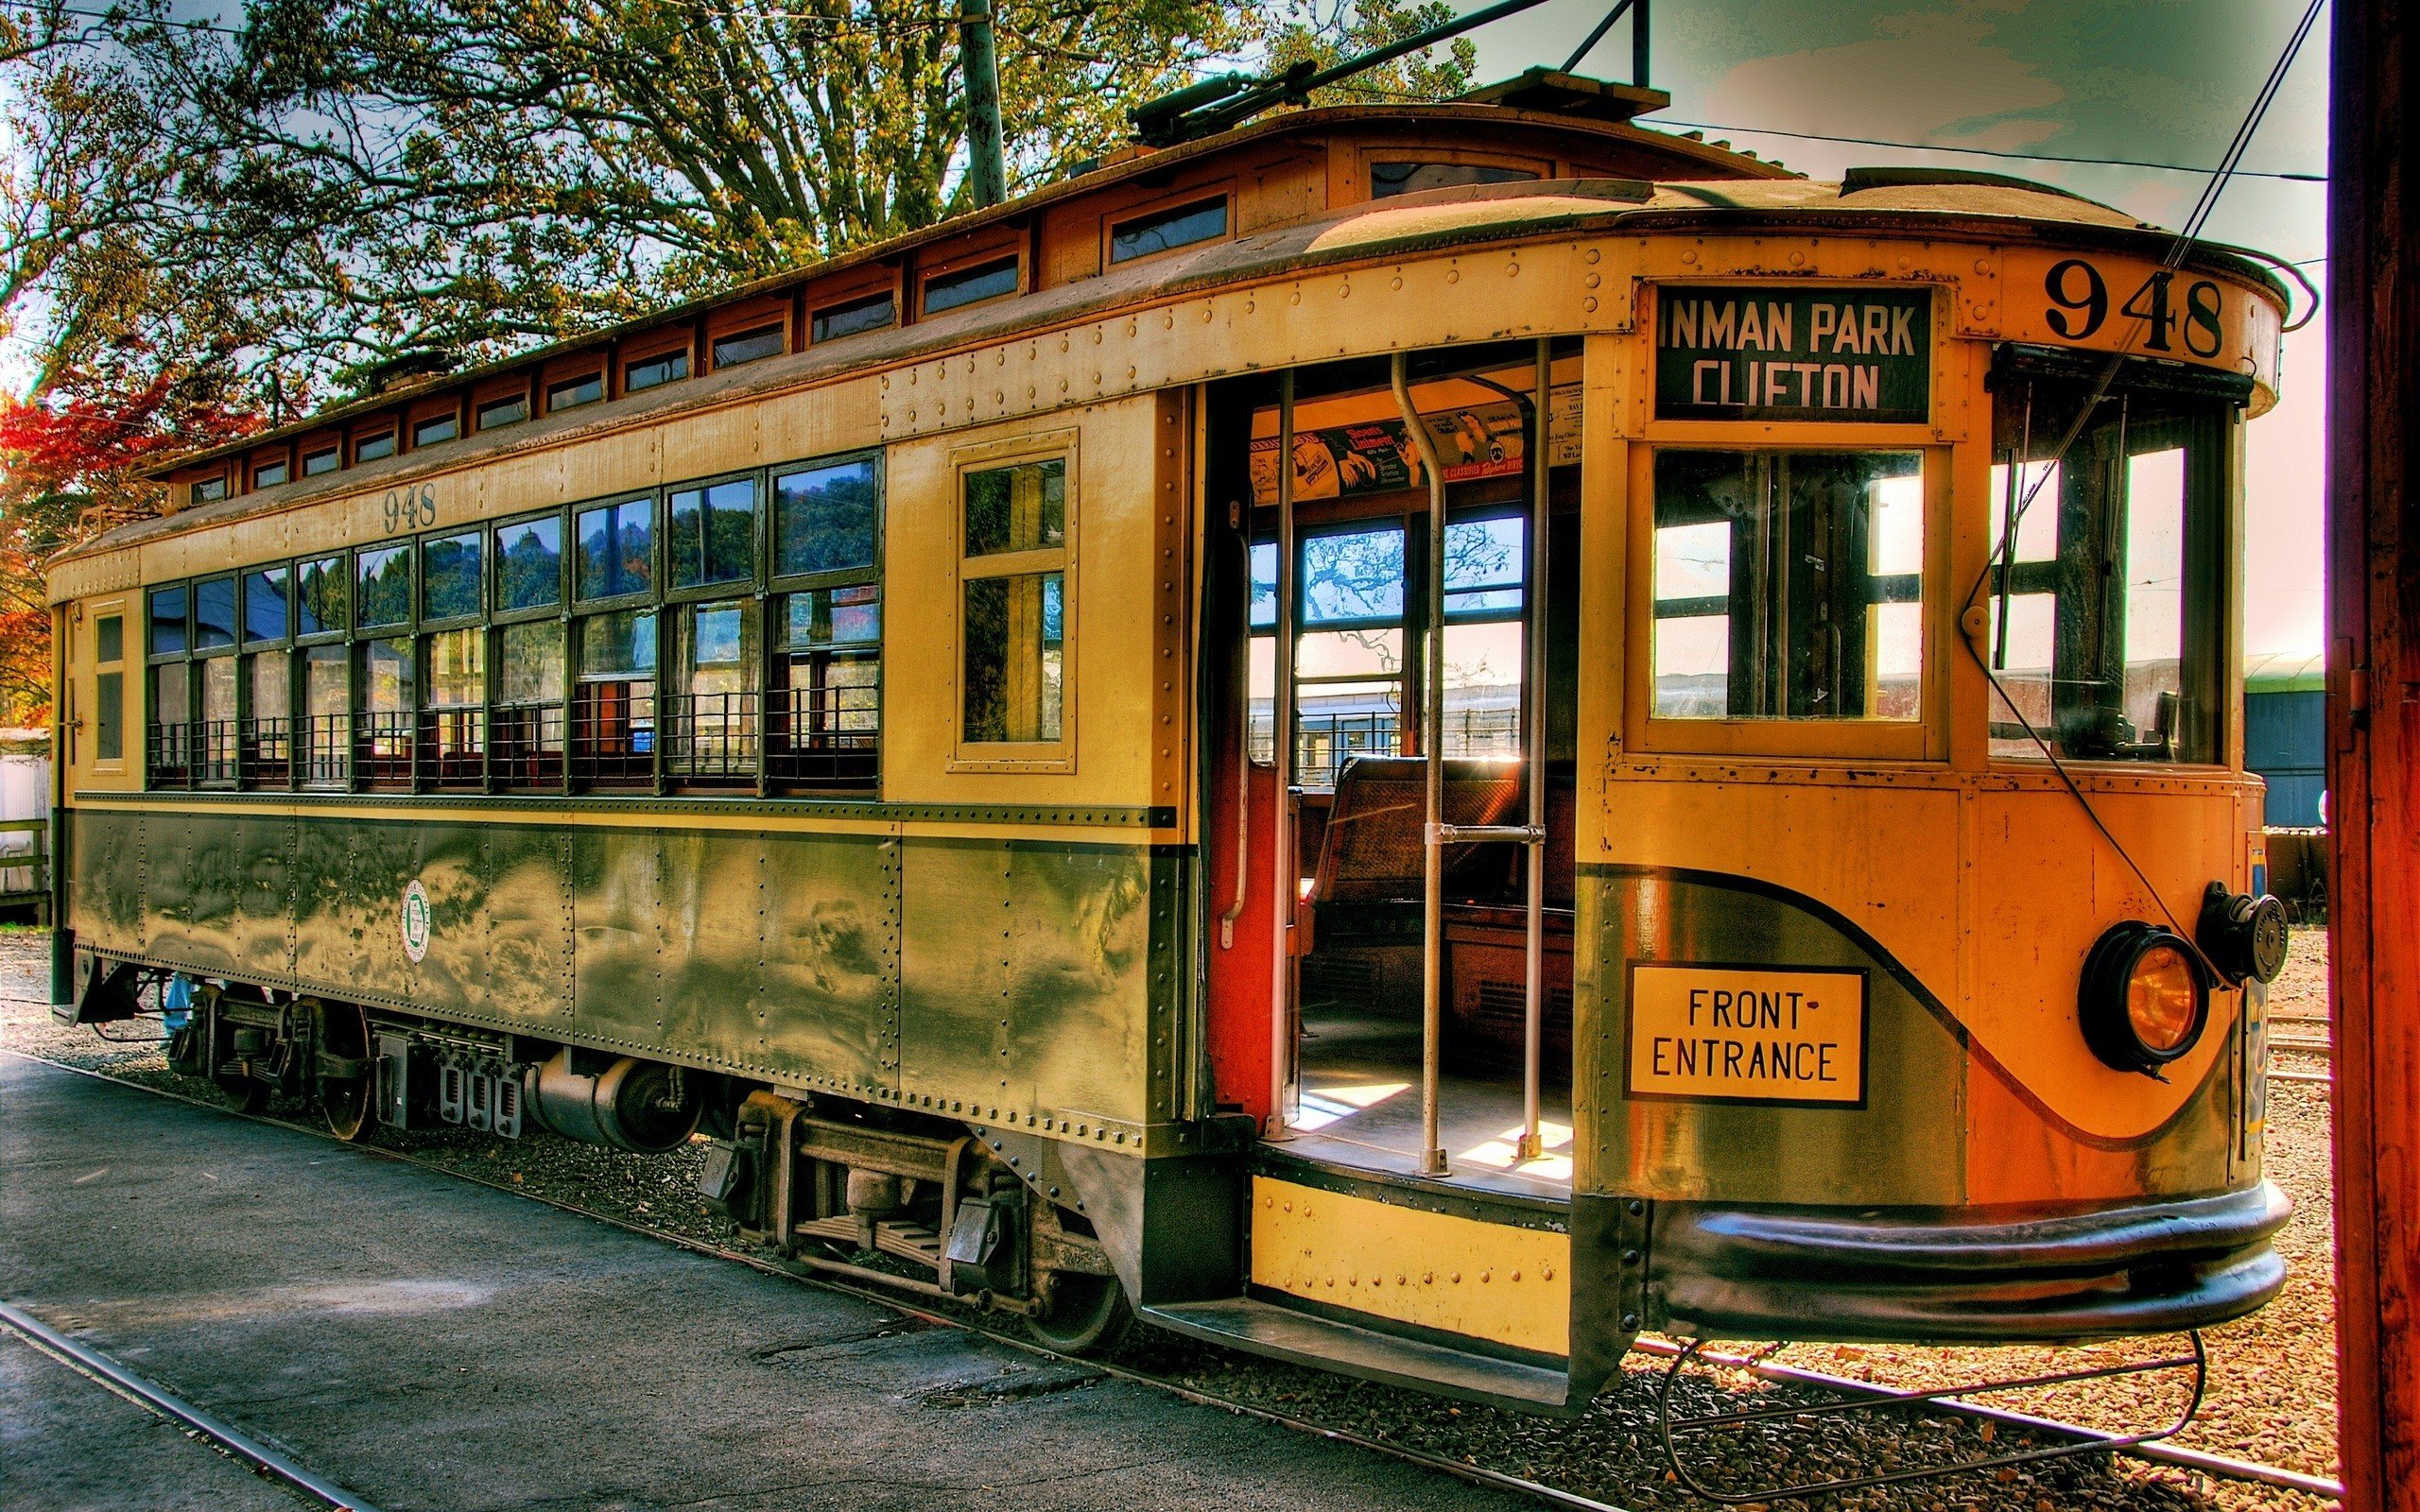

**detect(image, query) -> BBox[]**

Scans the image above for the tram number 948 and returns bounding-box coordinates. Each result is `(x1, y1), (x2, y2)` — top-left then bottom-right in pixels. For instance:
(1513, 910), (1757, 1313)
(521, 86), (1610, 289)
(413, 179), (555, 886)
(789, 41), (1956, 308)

(2043, 258), (2226, 359)
(383, 483), (438, 533)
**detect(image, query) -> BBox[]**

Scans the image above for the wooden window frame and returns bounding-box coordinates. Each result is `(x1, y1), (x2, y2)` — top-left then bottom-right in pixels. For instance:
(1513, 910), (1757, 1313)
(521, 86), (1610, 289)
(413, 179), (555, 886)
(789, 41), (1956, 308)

(91, 596), (129, 772)
(186, 471), (232, 506)
(248, 446), (294, 493)
(807, 269), (903, 345)
(297, 433), (342, 479)
(1356, 145), (1551, 202)
(949, 429), (1077, 773)
(705, 297), (792, 372)
(407, 397), (464, 453)
(615, 325), (695, 400)
(543, 353), (608, 417)
(473, 377), (534, 433)
(490, 506), (571, 627)
(351, 422), (400, 466)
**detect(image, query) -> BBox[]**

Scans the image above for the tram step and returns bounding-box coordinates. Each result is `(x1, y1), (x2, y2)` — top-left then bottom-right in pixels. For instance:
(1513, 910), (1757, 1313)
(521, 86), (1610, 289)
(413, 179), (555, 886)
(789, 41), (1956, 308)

(1141, 1298), (1573, 1414)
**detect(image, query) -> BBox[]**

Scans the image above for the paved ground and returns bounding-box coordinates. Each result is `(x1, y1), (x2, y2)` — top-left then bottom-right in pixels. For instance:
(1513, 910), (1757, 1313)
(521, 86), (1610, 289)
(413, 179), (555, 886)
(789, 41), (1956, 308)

(0, 1055), (1520, 1512)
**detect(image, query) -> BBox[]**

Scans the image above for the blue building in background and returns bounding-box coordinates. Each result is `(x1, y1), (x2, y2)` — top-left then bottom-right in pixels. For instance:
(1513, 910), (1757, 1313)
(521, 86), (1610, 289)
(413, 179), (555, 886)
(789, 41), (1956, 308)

(2245, 651), (2326, 827)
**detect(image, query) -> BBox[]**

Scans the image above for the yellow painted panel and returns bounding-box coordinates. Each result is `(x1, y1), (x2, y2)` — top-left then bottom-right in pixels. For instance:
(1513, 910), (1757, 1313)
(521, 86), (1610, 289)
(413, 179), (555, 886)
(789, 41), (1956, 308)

(1248, 1177), (1569, 1357)
(1626, 964), (1867, 1105)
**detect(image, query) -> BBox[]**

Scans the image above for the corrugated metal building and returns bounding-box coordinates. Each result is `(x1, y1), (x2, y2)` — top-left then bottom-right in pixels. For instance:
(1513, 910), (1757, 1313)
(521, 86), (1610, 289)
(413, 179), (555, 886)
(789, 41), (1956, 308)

(2245, 650), (2325, 827)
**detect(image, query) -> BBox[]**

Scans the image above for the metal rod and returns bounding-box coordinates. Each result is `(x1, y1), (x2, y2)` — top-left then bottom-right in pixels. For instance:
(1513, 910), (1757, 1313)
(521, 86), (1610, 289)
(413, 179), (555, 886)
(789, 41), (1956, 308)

(959, 0), (1008, 208)
(1561, 0), (1633, 74)
(0, 1298), (389, 1512)
(1392, 352), (1449, 1177)
(1632, 0), (1651, 87)
(1219, 503), (1251, 951)
(1268, 372), (1297, 1139)
(1519, 339), (1551, 1162)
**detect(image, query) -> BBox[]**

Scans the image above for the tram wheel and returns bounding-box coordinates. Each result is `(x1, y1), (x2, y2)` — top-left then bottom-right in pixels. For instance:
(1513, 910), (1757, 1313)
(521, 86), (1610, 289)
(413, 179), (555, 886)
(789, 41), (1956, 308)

(211, 1072), (270, 1115)
(315, 999), (375, 1142)
(1025, 1271), (1132, 1356)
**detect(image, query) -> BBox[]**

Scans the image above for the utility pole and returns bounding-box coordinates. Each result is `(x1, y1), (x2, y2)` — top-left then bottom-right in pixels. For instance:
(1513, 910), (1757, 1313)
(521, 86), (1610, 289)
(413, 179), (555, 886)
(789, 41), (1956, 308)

(2326, 0), (2418, 1507)
(960, 0), (1008, 209)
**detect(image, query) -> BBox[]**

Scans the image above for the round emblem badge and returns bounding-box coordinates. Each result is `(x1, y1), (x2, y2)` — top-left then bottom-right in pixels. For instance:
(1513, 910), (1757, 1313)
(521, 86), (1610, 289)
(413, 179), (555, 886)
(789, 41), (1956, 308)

(401, 879), (432, 964)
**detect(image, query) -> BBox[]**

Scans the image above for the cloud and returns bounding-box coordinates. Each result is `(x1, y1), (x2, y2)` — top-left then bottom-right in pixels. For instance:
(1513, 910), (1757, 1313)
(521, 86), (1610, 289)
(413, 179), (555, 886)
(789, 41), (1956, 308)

(1700, 8), (2068, 151)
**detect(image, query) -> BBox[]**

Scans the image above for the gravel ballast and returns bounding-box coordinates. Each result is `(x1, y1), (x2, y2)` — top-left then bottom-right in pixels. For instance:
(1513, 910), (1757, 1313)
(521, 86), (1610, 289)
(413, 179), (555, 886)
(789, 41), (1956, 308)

(0, 925), (2341, 1511)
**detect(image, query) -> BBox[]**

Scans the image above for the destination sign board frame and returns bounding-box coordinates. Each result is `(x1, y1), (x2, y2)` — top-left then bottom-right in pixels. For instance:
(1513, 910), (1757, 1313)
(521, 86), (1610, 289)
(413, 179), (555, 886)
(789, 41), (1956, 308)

(1622, 959), (1873, 1108)
(1653, 284), (1934, 426)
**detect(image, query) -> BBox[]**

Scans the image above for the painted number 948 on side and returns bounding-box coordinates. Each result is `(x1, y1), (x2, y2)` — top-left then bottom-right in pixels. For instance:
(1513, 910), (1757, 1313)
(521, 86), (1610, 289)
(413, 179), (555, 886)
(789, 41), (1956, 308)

(2042, 258), (2226, 359)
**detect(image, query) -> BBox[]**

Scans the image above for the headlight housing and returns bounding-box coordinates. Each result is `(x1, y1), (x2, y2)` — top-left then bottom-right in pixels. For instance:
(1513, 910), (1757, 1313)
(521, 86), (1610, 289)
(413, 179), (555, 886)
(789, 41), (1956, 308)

(2199, 882), (2291, 986)
(2080, 921), (2212, 1074)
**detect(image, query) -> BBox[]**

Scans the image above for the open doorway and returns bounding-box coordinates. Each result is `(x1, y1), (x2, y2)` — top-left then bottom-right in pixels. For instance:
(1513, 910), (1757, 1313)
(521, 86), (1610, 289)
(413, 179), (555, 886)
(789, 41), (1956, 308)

(1201, 342), (1582, 1198)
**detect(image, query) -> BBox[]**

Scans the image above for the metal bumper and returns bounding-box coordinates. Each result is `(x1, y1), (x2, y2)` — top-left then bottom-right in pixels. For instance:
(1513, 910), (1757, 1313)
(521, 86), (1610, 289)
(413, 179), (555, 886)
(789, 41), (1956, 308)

(1648, 1181), (2292, 1344)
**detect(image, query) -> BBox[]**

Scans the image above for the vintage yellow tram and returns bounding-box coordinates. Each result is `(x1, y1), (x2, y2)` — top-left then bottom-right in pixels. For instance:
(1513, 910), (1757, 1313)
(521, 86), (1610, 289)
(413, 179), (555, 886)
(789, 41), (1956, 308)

(45, 72), (2293, 1414)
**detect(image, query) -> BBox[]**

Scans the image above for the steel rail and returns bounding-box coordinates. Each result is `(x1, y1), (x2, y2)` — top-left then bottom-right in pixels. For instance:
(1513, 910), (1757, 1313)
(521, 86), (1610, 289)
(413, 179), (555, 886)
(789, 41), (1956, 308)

(2, 1048), (2346, 1506)
(0, 1295), (389, 1512)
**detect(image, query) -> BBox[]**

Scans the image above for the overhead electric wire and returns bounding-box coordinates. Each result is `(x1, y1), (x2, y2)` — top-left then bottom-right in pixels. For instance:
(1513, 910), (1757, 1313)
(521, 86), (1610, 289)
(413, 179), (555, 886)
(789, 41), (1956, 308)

(1654, 119), (2324, 183)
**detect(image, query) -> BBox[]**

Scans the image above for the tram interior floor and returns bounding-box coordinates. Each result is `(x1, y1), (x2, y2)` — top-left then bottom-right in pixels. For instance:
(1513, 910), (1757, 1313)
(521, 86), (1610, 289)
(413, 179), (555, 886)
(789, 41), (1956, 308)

(1284, 1001), (1574, 1201)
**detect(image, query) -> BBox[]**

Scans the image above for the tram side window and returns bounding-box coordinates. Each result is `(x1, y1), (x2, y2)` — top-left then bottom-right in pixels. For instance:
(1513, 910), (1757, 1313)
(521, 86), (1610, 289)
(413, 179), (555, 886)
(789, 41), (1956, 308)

(772, 454), (882, 789)
(301, 644), (349, 786)
(574, 609), (657, 783)
(95, 614), (124, 763)
(668, 476), (757, 590)
(1443, 516), (1526, 759)
(1986, 372), (2225, 763)
(1651, 451), (1925, 721)
(296, 556), (346, 637)
(424, 626), (484, 784)
(359, 636), (416, 786)
(960, 457), (1067, 746)
(671, 600), (756, 782)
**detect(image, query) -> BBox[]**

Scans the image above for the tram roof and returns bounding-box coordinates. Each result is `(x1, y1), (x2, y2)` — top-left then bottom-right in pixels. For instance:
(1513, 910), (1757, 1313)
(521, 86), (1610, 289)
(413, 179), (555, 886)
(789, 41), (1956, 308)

(92, 108), (2290, 564)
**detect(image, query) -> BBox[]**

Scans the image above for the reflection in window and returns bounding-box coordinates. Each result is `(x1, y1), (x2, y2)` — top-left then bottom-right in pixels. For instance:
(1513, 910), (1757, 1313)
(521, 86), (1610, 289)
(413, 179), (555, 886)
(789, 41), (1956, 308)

(496, 516), (562, 611)
(149, 584), (188, 656)
(253, 458), (290, 489)
(248, 649), (290, 777)
(477, 393), (529, 430)
(713, 325), (785, 368)
(356, 545), (412, 628)
(1651, 450), (1925, 720)
(577, 497), (653, 601)
(494, 621), (566, 784)
(675, 601), (756, 781)
(965, 458), (1064, 557)
(296, 556), (346, 636)
(925, 256), (1019, 315)
(625, 350), (688, 392)
(776, 585), (880, 785)
(424, 625), (484, 783)
(193, 476), (229, 503)
(423, 530), (484, 620)
(1110, 198), (1227, 262)
(360, 635), (415, 783)
(812, 292), (895, 343)
(668, 477), (757, 590)
(964, 573), (1063, 743)
(548, 372), (604, 412)
(775, 458), (878, 577)
(244, 566), (289, 643)
(575, 610), (657, 783)
(302, 447), (339, 477)
(1987, 372), (2221, 762)
(302, 644), (349, 784)
(412, 412), (459, 448)
(192, 576), (237, 651)
(199, 656), (237, 782)
(1370, 162), (1537, 198)
(354, 431), (396, 464)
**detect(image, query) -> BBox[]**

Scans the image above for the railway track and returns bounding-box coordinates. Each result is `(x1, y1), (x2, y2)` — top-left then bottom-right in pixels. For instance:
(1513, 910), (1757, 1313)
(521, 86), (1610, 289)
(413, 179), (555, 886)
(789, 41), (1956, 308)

(1, 1047), (2346, 1509)
(0, 1296), (386, 1512)
(2270, 1011), (2336, 1085)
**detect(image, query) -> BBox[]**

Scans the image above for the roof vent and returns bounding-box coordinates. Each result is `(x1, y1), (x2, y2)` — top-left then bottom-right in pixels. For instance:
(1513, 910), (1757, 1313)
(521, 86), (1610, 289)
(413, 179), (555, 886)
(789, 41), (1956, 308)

(1456, 68), (1671, 123)
(1841, 165), (2108, 209)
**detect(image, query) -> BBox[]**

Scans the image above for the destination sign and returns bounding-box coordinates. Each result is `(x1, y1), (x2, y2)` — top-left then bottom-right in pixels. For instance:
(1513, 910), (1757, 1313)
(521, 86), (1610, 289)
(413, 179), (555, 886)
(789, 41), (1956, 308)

(1654, 285), (1931, 424)
(1624, 962), (1869, 1107)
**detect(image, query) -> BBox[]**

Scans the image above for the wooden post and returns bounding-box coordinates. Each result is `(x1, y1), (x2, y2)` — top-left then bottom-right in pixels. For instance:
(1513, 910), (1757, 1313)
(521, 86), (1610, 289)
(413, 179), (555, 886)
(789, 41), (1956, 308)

(2327, 1), (2418, 1505)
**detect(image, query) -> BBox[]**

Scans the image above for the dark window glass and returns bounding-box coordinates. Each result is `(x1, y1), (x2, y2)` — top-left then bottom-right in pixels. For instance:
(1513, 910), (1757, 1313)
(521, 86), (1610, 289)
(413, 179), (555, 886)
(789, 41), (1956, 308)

(243, 566), (290, 643)
(577, 497), (654, 602)
(354, 430), (397, 463)
(1110, 198), (1227, 262)
(423, 529), (484, 620)
(964, 457), (1064, 557)
(668, 477), (757, 590)
(774, 458), (879, 577)
(1369, 162), (1537, 198)
(302, 447), (339, 477)
(355, 544), (412, 627)
(548, 372), (604, 412)
(476, 393), (528, 430)
(625, 350), (689, 392)
(192, 476), (228, 503)
(412, 412), (459, 448)
(252, 459), (290, 489)
(712, 325), (785, 368)
(148, 584), (189, 656)
(193, 576), (237, 650)
(812, 292), (895, 343)
(923, 256), (1019, 316)
(96, 615), (123, 663)
(296, 556), (345, 636)
(963, 572), (1063, 743)
(496, 515), (563, 611)
(95, 669), (122, 761)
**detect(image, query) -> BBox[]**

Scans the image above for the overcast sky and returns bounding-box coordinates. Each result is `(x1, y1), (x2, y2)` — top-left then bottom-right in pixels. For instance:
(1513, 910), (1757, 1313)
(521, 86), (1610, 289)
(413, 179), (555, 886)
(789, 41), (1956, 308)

(1465, 0), (2329, 660)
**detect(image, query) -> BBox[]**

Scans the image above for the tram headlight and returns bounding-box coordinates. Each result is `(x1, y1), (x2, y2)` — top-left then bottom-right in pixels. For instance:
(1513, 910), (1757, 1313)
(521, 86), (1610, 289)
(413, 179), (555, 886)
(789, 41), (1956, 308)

(2079, 921), (2211, 1074)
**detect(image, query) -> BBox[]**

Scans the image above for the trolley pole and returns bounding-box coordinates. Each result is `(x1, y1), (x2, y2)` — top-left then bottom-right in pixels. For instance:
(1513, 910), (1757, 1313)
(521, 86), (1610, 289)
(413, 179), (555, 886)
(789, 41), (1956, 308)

(2326, 1), (2419, 1506)
(959, 0), (1008, 209)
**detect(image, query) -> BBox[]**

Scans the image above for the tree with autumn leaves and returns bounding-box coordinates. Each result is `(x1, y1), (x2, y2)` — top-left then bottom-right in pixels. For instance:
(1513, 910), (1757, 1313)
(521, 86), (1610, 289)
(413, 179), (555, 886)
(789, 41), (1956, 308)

(0, 0), (1472, 726)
